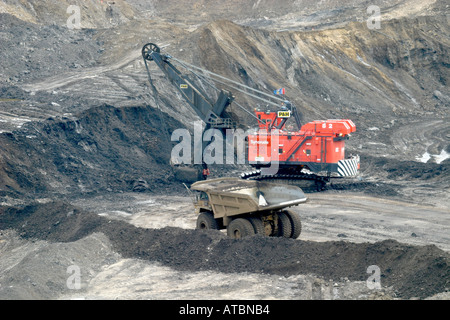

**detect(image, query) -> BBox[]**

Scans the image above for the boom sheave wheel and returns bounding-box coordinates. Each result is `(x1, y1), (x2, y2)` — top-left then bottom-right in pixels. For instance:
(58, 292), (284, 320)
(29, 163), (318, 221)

(142, 43), (160, 61)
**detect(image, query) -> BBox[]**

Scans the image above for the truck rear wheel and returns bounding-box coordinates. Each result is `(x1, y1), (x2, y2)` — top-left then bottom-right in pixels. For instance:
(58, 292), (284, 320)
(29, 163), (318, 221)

(248, 216), (265, 235)
(196, 211), (218, 230)
(284, 210), (302, 239)
(227, 218), (255, 239)
(277, 212), (293, 238)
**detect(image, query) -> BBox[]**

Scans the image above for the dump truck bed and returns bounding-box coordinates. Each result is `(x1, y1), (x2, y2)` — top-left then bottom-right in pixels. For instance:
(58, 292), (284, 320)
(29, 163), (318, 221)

(191, 177), (307, 218)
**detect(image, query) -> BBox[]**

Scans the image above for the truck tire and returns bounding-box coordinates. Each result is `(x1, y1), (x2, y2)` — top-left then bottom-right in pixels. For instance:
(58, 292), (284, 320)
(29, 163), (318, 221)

(227, 218), (255, 239)
(248, 216), (265, 235)
(196, 211), (219, 230)
(284, 210), (302, 239)
(277, 212), (292, 238)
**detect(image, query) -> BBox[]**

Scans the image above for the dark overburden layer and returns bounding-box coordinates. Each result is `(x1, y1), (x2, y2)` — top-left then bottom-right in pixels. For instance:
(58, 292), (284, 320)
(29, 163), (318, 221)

(1, 201), (448, 299)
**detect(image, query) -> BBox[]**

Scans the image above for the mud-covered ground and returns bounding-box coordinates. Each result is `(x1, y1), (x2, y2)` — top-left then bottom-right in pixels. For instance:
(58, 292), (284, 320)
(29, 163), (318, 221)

(0, 181), (449, 300)
(0, 0), (449, 301)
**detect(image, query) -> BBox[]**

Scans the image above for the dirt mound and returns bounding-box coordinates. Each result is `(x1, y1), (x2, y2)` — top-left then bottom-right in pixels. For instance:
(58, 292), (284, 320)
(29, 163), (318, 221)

(0, 230), (120, 299)
(364, 155), (450, 181)
(328, 152), (450, 197)
(1, 201), (448, 299)
(0, 103), (186, 199)
(0, 202), (103, 242)
(358, 153), (450, 197)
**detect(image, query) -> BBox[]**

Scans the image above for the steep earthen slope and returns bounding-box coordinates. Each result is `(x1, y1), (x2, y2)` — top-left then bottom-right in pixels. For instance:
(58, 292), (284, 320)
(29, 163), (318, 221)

(0, 0), (136, 27)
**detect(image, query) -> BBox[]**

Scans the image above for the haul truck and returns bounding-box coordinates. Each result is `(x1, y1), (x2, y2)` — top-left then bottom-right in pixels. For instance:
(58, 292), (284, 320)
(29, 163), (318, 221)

(190, 177), (306, 239)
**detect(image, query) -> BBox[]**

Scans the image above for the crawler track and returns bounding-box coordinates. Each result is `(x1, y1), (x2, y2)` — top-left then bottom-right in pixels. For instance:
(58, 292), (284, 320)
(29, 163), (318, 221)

(240, 170), (327, 193)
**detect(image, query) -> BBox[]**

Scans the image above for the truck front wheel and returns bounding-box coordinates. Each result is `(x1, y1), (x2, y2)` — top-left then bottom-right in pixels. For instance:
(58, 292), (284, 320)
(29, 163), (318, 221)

(196, 211), (219, 230)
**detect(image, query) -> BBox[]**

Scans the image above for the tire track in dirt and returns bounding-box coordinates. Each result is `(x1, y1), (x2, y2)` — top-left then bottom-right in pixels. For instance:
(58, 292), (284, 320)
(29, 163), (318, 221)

(21, 50), (142, 93)
(390, 119), (450, 163)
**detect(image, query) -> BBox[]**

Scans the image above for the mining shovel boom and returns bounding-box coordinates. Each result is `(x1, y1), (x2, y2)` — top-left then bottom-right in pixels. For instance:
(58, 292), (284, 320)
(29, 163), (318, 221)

(142, 43), (360, 191)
